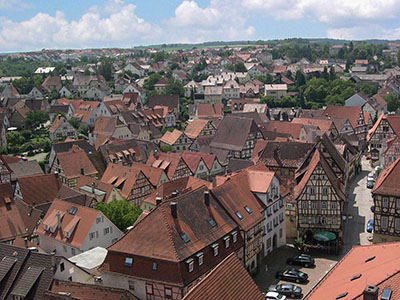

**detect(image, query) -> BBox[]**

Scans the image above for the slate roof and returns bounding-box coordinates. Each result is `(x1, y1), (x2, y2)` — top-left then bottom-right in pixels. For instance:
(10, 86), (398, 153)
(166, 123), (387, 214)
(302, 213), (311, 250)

(0, 243), (54, 300)
(148, 95), (179, 110)
(210, 115), (260, 151)
(8, 160), (43, 181)
(182, 253), (264, 300)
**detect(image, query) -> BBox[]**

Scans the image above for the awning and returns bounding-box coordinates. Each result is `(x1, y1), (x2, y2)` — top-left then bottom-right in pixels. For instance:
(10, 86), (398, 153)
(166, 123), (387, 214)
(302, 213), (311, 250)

(313, 231), (336, 242)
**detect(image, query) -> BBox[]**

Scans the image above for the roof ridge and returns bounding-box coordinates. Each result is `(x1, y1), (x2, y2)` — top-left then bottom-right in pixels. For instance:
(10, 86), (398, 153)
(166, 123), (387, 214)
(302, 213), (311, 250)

(159, 204), (181, 261)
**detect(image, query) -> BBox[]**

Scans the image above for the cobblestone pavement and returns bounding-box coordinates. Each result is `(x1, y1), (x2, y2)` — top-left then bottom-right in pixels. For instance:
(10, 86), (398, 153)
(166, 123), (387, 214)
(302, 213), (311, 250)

(254, 157), (373, 299)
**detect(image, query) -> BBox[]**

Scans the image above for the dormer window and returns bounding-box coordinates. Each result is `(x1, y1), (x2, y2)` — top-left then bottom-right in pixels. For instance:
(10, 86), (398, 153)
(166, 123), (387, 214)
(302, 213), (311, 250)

(212, 243), (219, 256)
(186, 258), (194, 272)
(124, 257), (133, 267)
(196, 252), (203, 266)
(152, 262), (157, 271)
(223, 236), (230, 248)
(232, 231), (238, 243)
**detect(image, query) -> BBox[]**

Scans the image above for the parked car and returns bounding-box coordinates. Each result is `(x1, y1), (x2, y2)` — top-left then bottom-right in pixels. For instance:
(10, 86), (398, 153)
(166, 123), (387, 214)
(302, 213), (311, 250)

(286, 254), (315, 268)
(268, 284), (302, 298)
(263, 292), (286, 300)
(368, 172), (375, 181)
(276, 268), (308, 283)
(367, 219), (374, 233)
(367, 180), (374, 189)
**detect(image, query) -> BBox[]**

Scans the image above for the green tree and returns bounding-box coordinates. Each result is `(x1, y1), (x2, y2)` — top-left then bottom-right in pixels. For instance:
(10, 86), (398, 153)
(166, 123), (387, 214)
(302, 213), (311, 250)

(165, 77), (184, 97)
(78, 125), (89, 136)
(329, 67), (336, 81)
(20, 129), (32, 140)
(234, 62), (247, 72)
(25, 110), (49, 128)
(7, 132), (25, 147)
(68, 118), (79, 129)
(98, 58), (113, 81)
(384, 94), (400, 112)
(94, 200), (143, 232)
(160, 145), (174, 152)
(295, 70), (306, 87)
(143, 73), (162, 91)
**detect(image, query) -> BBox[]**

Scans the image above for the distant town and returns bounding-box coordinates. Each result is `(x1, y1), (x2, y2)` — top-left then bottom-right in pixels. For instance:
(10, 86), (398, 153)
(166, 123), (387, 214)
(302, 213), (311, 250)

(0, 39), (399, 300)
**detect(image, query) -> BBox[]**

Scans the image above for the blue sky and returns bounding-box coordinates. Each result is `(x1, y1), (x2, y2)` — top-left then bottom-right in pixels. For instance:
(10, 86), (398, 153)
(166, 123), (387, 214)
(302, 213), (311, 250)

(1, 0), (400, 52)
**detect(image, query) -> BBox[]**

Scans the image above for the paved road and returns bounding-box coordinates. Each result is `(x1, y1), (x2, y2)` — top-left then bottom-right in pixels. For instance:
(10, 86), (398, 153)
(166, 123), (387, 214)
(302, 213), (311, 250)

(342, 157), (374, 252)
(255, 157), (373, 299)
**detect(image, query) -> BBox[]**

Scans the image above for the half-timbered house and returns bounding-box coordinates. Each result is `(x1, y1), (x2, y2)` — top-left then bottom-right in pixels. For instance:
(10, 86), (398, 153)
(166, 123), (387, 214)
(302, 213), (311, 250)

(147, 151), (193, 180)
(371, 157), (400, 243)
(367, 113), (400, 165)
(296, 149), (345, 244)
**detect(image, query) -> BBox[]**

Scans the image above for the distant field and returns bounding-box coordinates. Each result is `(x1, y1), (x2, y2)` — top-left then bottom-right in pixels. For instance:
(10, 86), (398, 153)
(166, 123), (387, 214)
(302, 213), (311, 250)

(136, 43), (256, 52)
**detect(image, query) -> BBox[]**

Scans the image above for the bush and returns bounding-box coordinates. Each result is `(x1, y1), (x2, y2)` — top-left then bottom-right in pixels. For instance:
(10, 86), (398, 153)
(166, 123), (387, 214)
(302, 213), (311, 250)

(43, 140), (51, 152)
(160, 145), (173, 153)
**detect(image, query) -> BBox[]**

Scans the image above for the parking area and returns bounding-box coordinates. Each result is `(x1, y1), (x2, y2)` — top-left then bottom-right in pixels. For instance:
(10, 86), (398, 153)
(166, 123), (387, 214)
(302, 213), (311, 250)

(253, 245), (339, 299)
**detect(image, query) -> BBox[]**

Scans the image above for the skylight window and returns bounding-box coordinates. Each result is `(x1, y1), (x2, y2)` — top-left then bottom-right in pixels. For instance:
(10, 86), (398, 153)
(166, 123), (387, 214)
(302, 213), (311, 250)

(350, 274), (361, 281)
(69, 207), (78, 215)
(244, 206), (253, 215)
(235, 211), (244, 220)
(365, 256), (376, 263)
(336, 292), (348, 299)
(208, 218), (217, 227)
(180, 232), (190, 243)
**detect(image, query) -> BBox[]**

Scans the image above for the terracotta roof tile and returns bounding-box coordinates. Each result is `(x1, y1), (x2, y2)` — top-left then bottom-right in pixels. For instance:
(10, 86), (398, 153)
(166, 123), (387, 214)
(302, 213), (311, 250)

(184, 119), (209, 139)
(36, 199), (100, 249)
(266, 120), (305, 140)
(323, 105), (363, 129)
(55, 146), (98, 179)
(182, 253), (264, 300)
(372, 157), (400, 196)
(47, 280), (138, 300)
(160, 129), (184, 146)
(305, 242), (400, 300)
(17, 173), (62, 206)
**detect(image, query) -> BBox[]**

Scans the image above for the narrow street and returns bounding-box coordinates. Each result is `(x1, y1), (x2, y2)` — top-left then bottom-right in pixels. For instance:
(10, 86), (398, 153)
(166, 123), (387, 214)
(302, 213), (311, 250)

(342, 157), (374, 253)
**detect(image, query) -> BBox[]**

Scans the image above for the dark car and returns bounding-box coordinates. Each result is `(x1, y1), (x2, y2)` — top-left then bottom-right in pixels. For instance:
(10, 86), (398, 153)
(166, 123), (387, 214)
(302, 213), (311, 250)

(268, 283), (303, 298)
(367, 219), (374, 233)
(286, 254), (315, 268)
(276, 268), (308, 284)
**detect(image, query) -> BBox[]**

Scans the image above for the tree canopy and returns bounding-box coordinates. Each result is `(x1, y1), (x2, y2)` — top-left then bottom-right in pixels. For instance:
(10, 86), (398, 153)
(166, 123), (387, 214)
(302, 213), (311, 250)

(24, 110), (49, 128)
(94, 200), (143, 232)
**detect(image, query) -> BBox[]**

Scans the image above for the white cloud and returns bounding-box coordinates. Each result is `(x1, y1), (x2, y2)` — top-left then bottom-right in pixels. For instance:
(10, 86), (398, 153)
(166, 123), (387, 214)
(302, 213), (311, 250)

(0, 0), (31, 11)
(0, 1), (161, 51)
(327, 25), (400, 41)
(242, 0), (399, 24)
(164, 0), (255, 43)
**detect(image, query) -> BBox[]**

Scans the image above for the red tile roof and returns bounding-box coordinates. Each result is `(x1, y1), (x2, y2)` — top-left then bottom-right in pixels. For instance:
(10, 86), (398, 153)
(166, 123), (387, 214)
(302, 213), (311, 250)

(181, 151), (216, 173)
(55, 145), (98, 179)
(305, 242), (400, 300)
(292, 117), (335, 133)
(130, 161), (166, 187)
(47, 280), (138, 300)
(323, 106), (363, 129)
(143, 176), (211, 206)
(160, 129), (183, 146)
(104, 185), (239, 273)
(372, 157), (400, 197)
(17, 173), (62, 206)
(0, 183), (30, 242)
(182, 253), (264, 300)
(184, 119), (209, 139)
(196, 103), (223, 119)
(75, 176), (114, 202)
(147, 151), (191, 180)
(266, 120), (304, 140)
(36, 199), (100, 249)
(101, 163), (152, 199)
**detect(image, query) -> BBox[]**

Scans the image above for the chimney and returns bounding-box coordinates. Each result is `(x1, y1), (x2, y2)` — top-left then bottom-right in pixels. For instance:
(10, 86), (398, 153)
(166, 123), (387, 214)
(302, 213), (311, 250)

(80, 168), (84, 175)
(24, 238), (28, 248)
(363, 285), (379, 300)
(91, 182), (95, 193)
(56, 211), (61, 229)
(54, 171), (59, 179)
(156, 197), (162, 206)
(170, 202), (177, 218)
(154, 150), (158, 160)
(204, 190), (210, 206)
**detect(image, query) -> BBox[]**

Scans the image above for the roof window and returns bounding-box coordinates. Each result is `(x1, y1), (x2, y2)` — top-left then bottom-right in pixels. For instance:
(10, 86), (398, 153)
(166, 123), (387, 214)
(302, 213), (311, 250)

(244, 206), (253, 215)
(208, 218), (217, 227)
(336, 292), (348, 299)
(180, 232), (190, 243)
(124, 257), (133, 267)
(365, 256), (376, 263)
(350, 274), (361, 281)
(235, 211), (244, 220)
(69, 207), (78, 215)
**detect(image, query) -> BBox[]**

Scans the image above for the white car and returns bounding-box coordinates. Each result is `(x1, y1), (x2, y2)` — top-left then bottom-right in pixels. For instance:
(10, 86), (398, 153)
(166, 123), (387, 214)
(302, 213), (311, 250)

(264, 292), (287, 300)
(367, 173), (375, 182)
